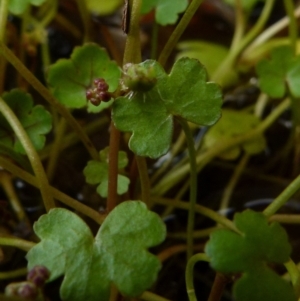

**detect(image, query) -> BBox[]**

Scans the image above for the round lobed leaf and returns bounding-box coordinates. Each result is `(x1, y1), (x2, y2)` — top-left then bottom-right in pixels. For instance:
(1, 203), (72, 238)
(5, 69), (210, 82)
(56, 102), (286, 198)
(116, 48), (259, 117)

(112, 58), (222, 158)
(205, 210), (295, 301)
(47, 43), (121, 112)
(27, 202), (166, 301)
(256, 46), (300, 98)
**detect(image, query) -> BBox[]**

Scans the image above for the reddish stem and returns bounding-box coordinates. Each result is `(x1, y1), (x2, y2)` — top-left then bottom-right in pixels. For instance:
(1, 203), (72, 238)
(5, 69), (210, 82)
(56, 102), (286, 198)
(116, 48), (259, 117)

(207, 273), (231, 301)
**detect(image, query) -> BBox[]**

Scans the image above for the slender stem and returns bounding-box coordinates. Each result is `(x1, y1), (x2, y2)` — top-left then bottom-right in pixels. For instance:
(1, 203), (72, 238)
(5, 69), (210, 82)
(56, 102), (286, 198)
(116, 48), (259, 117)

(121, 0), (152, 212)
(284, 258), (300, 296)
(0, 156), (105, 224)
(168, 227), (217, 239)
(219, 154), (249, 211)
(284, 0), (298, 53)
(46, 118), (68, 182)
(100, 25), (123, 66)
(152, 98), (290, 196)
(263, 173), (300, 217)
(107, 123), (120, 212)
(243, 6), (300, 58)
(39, 0), (58, 28)
(0, 97), (55, 211)
(136, 156), (150, 207)
(185, 253), (210, 301)
(150, 130), (186, 185)
(158, 0), (203, 67)
(0, 0), (9, 93)
(152, 197), (241, 234)
(212, 0), (275, 85)
(123, 0), (142, 65)
(0, 0), (9, 41)
(207, 273), (231, 301)
(0, 42), (99, 161)
(0, 172), (31, 228)
(178, 119), (198, 259)
(230, 0), (245, 53)
(236, 0), (275, 52)
(0, 237), (35, 252)
(269, 214), (300, 224)
(150, 22), (159, 60)
(55, 13), (82, 40)
(140, 291), (172, 301)
(40, 116), (109, 160)
(75, 0), (93, 42)
(0, 268), (27, 280)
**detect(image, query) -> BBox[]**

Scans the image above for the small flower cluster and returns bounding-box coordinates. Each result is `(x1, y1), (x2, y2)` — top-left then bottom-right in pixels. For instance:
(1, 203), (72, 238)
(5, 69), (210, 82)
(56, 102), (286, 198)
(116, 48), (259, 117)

(5, 265), (50, 300)
(86, 78), (111, 106)
(123, 63), (157, 92)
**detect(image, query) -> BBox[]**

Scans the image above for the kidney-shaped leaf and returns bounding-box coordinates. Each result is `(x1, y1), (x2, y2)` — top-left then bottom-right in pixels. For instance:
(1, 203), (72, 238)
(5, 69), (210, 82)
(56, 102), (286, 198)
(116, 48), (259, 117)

(47, 43), (121, 113)
(112, 58), (222, 158)
(256, 46), (300, 98)
(27, 201), (166, 301)
(0, 89), (52, 154)
(205, 210), (295, 301)
(141, 0), (188, 25)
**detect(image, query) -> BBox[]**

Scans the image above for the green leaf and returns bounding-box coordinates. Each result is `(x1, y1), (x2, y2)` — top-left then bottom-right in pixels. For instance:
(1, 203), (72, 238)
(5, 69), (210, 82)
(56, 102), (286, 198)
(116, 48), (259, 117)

(85, 0), (122, 15)
(223, 0), (265, 11)
(234, 268), (297, 301)
(8, 0), (46, 15)
(256, 46), (300, 98)
(205, 210), (296, 301)
(83, 148), (130, 198)
(203, 109), (266, 160)
(141, 0), (189, 25)
(47, 43), (121, 112)
(27, 202), (166, 301)
(112, 58), (222, 158)
(0, 89), (52, 154)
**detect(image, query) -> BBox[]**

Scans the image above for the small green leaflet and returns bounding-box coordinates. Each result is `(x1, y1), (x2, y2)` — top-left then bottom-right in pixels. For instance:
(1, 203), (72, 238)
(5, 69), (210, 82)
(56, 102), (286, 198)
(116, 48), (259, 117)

(112, 58), (222, 158)
(47, 43), (121, 113)
(205, 210), (296, 301)
(0, 89), (52, 154)
(141, 0), (188, 25)
(203, 109), (266, 160)
(27, 201), (166, 301)
(8, 0), (46, 15)
(83, 147), (130, 197)
(256, 46), (300, 98)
